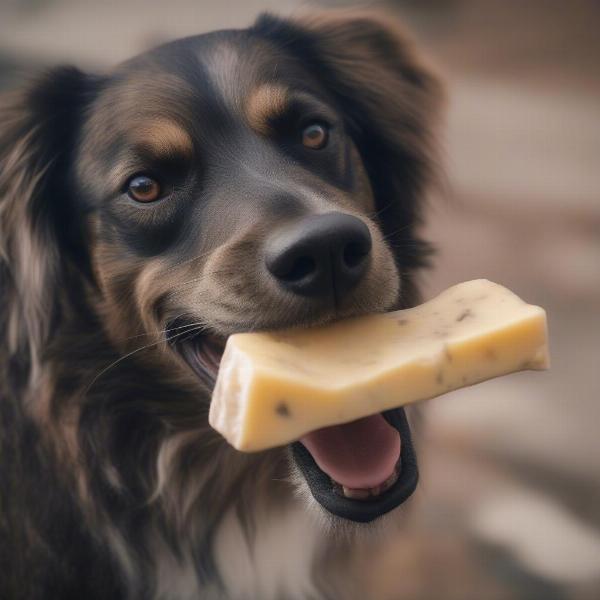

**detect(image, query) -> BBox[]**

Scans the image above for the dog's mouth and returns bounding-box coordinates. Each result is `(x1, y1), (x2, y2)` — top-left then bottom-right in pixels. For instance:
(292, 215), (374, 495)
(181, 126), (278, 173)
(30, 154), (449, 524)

(172, 330), (418, 523)
(292, 409), (417, 522)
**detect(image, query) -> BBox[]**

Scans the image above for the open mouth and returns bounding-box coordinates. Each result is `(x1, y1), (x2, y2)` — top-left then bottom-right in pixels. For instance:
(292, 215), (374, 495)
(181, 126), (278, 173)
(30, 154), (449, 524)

(172, 329), (418, 523)
(293, 408), (417, 522)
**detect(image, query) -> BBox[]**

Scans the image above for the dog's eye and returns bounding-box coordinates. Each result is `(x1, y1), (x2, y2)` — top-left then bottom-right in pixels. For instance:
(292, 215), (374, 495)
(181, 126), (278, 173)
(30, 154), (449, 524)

(301, 123), (329, 150)
(127, 175), (161, 202)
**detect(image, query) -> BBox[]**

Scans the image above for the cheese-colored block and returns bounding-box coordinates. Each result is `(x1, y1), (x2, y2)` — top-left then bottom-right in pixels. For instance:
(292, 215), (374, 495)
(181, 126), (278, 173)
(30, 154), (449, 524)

(209, 280), (549, 451)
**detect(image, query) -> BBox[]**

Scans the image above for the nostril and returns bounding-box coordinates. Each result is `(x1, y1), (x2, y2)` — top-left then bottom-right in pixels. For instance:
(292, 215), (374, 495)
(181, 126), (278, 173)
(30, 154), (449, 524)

(343, 241), (369, 269)
(265, 212), (372, 298)
(280, 256), (317, 282)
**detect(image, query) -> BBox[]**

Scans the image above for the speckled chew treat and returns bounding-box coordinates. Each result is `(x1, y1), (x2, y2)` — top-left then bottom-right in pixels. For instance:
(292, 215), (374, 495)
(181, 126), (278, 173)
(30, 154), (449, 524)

(209, 280), (549, 452)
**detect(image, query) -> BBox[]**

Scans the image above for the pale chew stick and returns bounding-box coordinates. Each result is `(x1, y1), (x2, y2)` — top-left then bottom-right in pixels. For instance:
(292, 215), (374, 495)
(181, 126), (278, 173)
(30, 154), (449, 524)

(209, 280), (549, 452)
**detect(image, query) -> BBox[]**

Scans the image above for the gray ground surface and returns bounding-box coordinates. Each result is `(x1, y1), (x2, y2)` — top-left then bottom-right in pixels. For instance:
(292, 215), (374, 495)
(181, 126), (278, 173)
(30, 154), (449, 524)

(1, 1), (599, 597)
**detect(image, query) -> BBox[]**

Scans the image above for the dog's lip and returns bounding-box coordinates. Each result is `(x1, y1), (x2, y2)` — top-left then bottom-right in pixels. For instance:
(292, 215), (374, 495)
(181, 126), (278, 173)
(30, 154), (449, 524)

(172, 331), (225, 388)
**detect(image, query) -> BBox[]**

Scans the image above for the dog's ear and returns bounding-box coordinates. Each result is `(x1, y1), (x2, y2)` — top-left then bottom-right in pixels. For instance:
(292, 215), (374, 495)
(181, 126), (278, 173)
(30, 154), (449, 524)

(253, 11), (445, 300)
(0, 67), (99, 386)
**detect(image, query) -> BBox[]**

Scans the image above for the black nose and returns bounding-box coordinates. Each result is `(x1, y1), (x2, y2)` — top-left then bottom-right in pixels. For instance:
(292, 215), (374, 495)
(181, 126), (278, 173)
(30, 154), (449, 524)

(265, 212), (372, 299)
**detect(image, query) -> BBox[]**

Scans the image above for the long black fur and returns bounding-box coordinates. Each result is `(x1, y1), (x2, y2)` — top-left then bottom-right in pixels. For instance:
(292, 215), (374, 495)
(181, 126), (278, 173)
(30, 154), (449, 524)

(0, 11), (442, 599)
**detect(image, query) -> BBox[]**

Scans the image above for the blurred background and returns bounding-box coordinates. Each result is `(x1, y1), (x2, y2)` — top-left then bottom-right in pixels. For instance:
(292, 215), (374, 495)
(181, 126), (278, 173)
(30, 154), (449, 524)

(1, 0), (598, 598)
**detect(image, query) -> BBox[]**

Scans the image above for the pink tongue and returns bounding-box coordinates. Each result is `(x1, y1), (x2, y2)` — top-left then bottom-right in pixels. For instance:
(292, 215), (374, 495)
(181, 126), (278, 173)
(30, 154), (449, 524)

(300, 414), (401, 489)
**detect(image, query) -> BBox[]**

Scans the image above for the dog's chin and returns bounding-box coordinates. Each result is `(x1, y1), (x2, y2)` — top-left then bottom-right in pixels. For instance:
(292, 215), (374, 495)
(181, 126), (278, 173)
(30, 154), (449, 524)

(171, 326), (418, 523)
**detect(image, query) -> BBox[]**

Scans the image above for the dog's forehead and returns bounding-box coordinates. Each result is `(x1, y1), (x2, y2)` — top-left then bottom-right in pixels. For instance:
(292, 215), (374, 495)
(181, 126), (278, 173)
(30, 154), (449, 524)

(79, 30), (314, 176)
(101, 31), (299, 122)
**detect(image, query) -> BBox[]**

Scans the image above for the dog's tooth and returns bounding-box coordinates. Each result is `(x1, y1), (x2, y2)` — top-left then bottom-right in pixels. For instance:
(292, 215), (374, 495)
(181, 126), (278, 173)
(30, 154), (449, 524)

(368, 470), (400, 497)
(369, 485), (382, 497)
(382, 469), (399, 491)
(342, 486), (370, 500)
(331, 479), (343, 494)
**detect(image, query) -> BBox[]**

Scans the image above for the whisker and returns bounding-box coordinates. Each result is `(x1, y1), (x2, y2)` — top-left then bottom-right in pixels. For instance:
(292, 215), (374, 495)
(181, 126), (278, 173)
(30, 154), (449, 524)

(381, 223), (413, 241)
(115, 314), (200, 342)
(168, 269), (241, 294)
(161, 248), (214, 274)
(204, 270), (239, 277)
(84, 325), (206, 396)
(169, 287), (214, 301)
(367, 199), (396, 221)
(170, 275), (206, 289)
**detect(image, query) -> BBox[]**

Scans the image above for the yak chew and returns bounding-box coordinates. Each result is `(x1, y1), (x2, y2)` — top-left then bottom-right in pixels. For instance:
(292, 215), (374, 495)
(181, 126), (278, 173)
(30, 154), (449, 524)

(209, 279), (549, 452)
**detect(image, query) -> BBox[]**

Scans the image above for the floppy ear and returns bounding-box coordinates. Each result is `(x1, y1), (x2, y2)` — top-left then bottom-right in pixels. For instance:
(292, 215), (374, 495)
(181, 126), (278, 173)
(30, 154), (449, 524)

(253, 11), (445, 303)
(0, 67), (98, 387)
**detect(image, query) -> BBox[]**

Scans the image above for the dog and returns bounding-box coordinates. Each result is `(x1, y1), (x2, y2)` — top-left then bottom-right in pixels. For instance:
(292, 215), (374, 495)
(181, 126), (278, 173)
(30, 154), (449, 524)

(0, 11), (443, 600)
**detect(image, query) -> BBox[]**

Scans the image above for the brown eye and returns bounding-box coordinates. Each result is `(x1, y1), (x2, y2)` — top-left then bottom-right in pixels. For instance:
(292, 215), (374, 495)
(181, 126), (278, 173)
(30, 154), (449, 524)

(302, 123), (329, 150)
(127, 175), (161, 202)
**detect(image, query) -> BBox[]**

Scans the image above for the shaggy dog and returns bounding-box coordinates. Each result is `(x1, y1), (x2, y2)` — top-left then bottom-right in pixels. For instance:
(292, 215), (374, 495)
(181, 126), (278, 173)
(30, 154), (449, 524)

(0, 11), (442, 600)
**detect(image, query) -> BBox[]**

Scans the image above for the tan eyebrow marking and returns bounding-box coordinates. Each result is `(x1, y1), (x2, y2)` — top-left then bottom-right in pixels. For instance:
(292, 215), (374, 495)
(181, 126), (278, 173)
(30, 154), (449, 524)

(107, 120), (193, 191)
(132, 118), (193, 157)
(245, 84), (289, 136)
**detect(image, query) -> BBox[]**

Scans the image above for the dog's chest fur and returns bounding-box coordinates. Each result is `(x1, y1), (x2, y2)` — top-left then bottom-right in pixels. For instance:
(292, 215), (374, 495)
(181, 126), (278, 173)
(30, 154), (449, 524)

(214, 506), (323, 600)
(142, 504), (325, 600)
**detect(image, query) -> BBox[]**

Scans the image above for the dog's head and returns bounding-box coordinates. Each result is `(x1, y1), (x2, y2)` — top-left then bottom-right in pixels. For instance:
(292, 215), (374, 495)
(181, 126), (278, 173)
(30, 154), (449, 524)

(0, 12), (442, 526)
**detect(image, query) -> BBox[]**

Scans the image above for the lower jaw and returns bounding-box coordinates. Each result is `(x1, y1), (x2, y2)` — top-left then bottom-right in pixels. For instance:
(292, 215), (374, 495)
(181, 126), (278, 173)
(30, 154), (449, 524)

(291, 408), (418, 523)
